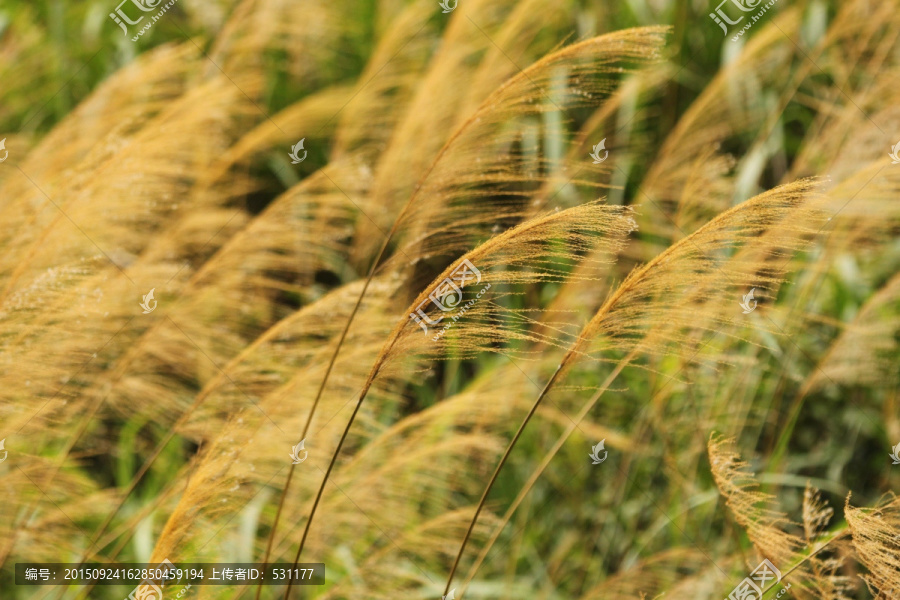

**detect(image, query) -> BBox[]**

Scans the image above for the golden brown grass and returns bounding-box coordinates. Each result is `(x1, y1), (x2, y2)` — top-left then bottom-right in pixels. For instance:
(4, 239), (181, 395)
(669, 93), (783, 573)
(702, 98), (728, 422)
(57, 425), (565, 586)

(0, 0), (898, 598)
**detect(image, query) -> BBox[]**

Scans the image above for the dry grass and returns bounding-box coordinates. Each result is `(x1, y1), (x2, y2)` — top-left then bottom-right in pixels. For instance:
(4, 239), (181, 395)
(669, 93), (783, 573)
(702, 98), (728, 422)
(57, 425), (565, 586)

(0, 0), (898, 599)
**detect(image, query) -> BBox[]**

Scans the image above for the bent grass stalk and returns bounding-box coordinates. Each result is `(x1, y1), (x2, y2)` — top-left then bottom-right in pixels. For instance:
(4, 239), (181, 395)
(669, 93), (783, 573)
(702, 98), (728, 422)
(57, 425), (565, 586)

(253, 229), (394, 600)
(273, 34), (666, 591)
(442, 216), (705, 593)
(443, 185), (817, 592)
(263, 62), (499, 597)
(280, 203), (622, 599)
(458, 351), (636, 594)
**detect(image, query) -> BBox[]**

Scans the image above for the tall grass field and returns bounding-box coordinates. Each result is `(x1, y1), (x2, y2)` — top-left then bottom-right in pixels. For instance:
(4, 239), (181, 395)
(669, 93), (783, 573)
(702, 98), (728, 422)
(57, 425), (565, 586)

(0, 0), (898, 598)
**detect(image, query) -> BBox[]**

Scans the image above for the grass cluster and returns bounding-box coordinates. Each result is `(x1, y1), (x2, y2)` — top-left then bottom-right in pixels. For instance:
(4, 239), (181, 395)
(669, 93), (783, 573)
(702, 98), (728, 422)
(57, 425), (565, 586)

(0, 0), (898, 599)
